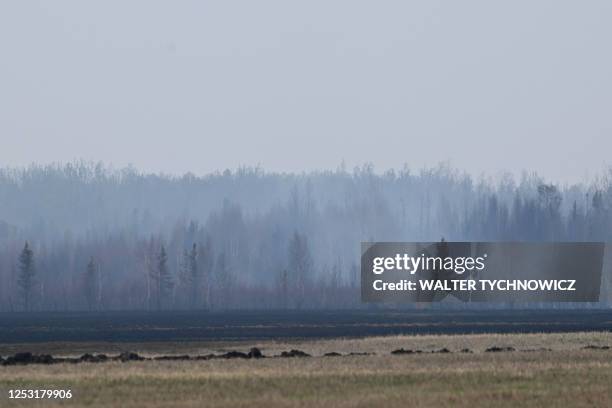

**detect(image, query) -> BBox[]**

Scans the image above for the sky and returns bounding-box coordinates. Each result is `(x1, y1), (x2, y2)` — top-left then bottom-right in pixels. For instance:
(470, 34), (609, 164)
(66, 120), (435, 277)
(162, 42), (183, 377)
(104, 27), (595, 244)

(1, 1), (611, 183)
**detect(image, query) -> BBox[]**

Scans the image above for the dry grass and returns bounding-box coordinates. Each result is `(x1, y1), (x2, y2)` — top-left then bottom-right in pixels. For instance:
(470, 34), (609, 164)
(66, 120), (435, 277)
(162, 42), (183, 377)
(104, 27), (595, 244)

(2, 331), (610, 357)
(1, 332), (611, 407)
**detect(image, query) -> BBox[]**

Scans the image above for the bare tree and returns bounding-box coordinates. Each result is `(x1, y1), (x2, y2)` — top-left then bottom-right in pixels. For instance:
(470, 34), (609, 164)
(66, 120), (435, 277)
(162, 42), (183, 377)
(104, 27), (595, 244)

(287, 232), (312, 309)
(83, 257), (98, 311)
(278, 268), (288, 309)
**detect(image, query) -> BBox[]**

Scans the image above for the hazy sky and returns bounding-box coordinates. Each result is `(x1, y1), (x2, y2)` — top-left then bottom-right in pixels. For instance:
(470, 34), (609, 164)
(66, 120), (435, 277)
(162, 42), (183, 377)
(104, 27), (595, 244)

(1, 1), (611, 183)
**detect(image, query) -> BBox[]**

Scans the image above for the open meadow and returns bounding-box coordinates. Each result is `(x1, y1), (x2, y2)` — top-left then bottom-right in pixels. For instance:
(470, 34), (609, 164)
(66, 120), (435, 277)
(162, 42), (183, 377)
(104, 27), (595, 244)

(1, 331), (612, 407)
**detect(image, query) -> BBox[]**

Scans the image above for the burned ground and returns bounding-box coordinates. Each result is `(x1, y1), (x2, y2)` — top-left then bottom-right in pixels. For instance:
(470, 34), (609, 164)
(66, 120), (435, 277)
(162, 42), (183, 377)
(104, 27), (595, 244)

(1, 309), (611, 344)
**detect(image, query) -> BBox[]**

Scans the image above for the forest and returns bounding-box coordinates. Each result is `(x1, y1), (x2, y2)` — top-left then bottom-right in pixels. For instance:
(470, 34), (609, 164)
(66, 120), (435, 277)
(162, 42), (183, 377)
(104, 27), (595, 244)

(0, 161), (611, 311)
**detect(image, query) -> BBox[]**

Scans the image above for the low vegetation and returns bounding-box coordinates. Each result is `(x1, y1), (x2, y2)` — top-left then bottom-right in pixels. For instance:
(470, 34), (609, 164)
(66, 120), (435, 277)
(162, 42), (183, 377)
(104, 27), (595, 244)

(1, 332), (611, 407)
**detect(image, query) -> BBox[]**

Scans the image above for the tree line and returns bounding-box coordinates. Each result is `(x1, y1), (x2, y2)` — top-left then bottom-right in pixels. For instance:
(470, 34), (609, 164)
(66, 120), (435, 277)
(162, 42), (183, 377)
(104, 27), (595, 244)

(1, 162), (612, 311)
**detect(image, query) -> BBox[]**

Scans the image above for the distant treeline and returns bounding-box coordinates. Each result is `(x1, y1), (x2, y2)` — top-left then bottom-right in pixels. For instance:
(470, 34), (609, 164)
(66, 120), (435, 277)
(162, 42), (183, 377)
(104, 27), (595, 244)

(0, 162), (611, 311)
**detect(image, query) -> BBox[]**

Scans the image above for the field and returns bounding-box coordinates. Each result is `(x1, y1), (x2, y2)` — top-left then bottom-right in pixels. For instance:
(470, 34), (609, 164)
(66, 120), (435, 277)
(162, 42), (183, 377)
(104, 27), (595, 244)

(1, 309), (612, 343)
(1, 311), (612, 407)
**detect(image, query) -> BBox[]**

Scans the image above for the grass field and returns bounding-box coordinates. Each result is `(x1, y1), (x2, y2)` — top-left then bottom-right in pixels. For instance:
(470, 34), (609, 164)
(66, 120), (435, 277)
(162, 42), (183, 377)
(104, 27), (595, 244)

(1, 331), (611, 407)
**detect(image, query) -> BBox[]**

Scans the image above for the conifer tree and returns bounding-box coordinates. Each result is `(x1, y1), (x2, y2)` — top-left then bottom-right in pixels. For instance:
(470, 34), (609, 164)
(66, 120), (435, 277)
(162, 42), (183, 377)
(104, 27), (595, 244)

(17, 241), (35, 311)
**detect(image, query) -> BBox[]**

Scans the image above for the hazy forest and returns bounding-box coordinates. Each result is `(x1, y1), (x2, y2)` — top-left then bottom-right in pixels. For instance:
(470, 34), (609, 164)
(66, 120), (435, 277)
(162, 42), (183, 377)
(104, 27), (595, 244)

(1, 162), (611, 311)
